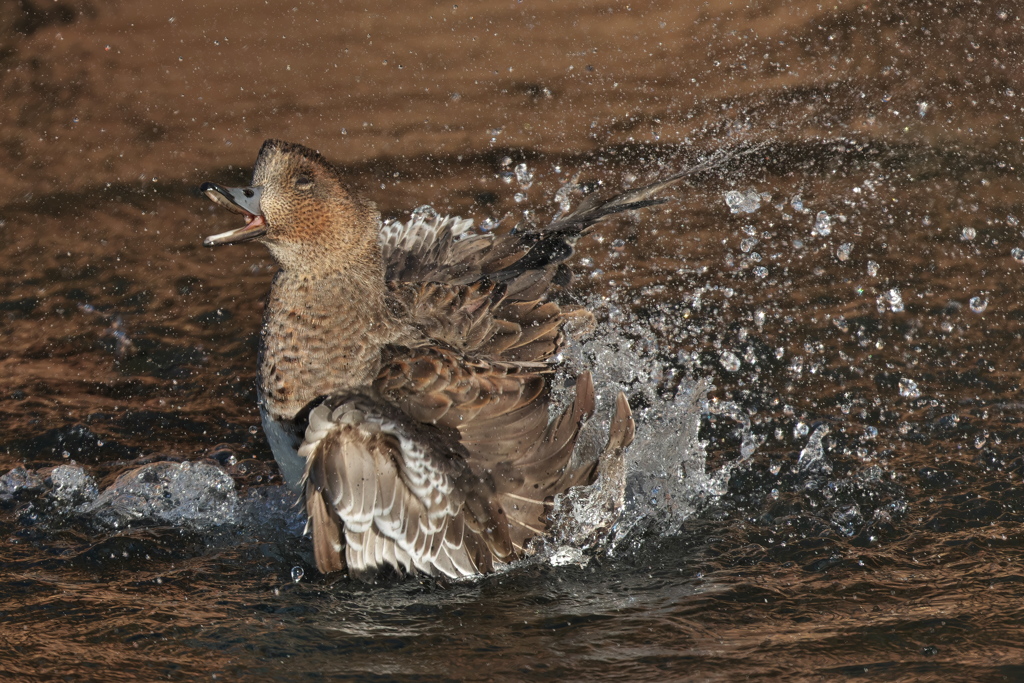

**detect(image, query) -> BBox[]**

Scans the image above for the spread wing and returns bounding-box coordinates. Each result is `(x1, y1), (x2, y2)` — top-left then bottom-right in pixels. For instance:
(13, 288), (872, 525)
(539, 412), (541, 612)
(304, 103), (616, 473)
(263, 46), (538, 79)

(379, 142), (764, 296)
(300, 393), (513, 579)
(300, 149), (754, 577)
(374, 347), (600, 555)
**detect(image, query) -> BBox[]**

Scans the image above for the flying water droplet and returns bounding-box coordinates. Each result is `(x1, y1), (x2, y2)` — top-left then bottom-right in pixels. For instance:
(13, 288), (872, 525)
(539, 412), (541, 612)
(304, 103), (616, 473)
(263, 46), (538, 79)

(867, 260), (879, 277)
(969, 296), (988, 313)
(291, 566), (304, 583)
(719, 350), (741, 372)
(553, 173), (580, 213)
(411, 205), (438, 221)
(514, 162), (534, 189)
(960, 226), (976, 241)
(797, 424), (831, 472)
(724, 188), (761, 214)
(836, 243), (853, 261)
(813, 211), (832, 236)
(898, 377), (920, 398)
(885, 288), (904, 313)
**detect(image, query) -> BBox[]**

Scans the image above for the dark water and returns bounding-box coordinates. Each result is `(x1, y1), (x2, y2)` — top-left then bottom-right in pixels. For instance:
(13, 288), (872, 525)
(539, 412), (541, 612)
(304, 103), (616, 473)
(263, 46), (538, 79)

(3, 1), (1024, 680)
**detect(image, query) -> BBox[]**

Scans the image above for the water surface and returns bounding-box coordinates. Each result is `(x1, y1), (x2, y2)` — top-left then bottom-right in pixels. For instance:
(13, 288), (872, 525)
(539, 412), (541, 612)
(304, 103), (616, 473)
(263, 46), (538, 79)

(2, 1), (1024, 680)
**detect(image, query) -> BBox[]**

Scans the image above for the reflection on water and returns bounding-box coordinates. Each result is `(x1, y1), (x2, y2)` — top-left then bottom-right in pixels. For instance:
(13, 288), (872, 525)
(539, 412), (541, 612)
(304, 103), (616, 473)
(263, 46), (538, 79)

(3, 0), (1024, 679)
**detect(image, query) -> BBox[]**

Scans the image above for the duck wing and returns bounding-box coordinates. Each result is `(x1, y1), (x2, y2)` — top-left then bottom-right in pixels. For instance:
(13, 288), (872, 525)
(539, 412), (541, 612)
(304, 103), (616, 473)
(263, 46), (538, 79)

(374, 345), (600, 555)
(388, 278), (569, 363)
(380, 143), (762, 297)
(300, 392), (513, 579)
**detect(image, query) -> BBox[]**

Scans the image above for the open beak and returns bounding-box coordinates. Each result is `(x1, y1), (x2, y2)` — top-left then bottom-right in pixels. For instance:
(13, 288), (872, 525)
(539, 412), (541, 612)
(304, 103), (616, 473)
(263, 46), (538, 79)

(201, 182), (267, 246)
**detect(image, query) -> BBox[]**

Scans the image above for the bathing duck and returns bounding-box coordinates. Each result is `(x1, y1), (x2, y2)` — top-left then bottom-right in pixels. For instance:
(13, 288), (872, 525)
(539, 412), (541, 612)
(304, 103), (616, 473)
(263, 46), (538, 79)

(202, 139), (691, 580)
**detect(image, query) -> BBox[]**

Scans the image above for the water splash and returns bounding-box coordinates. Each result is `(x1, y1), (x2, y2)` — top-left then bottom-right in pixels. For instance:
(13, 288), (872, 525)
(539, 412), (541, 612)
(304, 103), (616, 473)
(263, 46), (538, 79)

(545, 319), (732, 560)
(81, 461), (238, 530)
(797, 424), (831, 473)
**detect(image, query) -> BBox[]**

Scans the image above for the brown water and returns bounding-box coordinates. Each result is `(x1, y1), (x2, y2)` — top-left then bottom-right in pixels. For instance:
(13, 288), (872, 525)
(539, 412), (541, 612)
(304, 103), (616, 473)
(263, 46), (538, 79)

(3, 0), (1024, 680)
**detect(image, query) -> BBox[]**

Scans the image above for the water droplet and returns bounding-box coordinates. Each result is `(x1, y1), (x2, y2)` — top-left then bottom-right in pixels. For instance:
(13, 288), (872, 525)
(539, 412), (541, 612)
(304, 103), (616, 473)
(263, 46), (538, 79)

(797, 424), (830, 471)
(961, 226), (977, 241)
(813, 211), (832, 236)
(514, 163), (533, 189)
(411, 205), (438, 221)
(867, 260), (879, 277)
(864, 426), (878, 439)
(790, 194), (804, 212)
(754, 309), (766, 328)
(969, 296), (988, 313)
(719, 350), (741, 372)
(899, 377), (921, 398)
(885, 288), (904, 313)
(513, 192), (527, 203)
(724, 188), (761, 214)
(248, 425), (259, 435)
(1012, 247), (1024, 263)
(753, 266), (768, 279)
(837, 243), (853, 261)
(794, 421), (810, 438)
(291, 566), (304, 583)
(554, 175), (580, 213)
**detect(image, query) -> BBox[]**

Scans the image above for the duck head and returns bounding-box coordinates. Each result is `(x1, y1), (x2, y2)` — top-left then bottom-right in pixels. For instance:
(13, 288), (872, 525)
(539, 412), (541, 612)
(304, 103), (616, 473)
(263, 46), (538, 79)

(202, 139), (380, 275)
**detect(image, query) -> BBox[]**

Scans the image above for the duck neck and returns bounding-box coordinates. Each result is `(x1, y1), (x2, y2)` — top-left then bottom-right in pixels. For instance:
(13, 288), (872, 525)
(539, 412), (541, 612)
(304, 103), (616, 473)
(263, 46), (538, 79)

(258, 259), (398, 422)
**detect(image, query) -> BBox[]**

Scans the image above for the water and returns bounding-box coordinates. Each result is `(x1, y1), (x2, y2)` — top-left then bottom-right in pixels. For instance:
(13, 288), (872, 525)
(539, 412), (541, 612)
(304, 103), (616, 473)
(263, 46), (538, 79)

(4, 0), (1024, 679)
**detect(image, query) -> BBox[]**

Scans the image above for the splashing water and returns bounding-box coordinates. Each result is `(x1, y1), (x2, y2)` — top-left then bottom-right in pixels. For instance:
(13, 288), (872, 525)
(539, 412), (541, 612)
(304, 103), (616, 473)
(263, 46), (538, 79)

(544, 311), (740, 561)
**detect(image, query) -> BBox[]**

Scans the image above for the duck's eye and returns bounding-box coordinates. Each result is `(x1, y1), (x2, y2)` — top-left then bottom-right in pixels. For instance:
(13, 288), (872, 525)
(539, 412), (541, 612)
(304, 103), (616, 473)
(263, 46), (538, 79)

(295, 175), (314, 189)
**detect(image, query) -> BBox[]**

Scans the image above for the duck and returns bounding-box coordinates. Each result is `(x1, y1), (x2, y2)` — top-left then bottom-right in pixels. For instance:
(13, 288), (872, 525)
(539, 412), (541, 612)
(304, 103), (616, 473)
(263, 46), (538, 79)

(201, 139), (701, 581)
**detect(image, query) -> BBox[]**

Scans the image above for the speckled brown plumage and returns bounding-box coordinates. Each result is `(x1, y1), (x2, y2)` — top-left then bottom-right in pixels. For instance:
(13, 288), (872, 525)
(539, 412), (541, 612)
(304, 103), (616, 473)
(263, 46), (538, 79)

(202, 138), (705, 580)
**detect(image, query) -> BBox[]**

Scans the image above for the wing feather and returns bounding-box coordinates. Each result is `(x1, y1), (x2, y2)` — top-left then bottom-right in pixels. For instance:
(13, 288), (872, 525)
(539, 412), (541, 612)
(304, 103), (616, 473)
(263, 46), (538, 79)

(298, 395), (512, 579)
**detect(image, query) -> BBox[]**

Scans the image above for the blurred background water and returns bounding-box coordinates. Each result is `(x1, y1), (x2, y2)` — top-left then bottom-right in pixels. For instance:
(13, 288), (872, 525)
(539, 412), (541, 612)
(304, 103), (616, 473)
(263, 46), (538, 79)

(3, 1), (1024, 680)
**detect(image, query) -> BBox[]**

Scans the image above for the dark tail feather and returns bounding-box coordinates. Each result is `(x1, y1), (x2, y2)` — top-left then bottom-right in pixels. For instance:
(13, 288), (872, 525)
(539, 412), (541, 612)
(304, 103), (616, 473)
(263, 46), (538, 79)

(493, 142), (768, 283)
